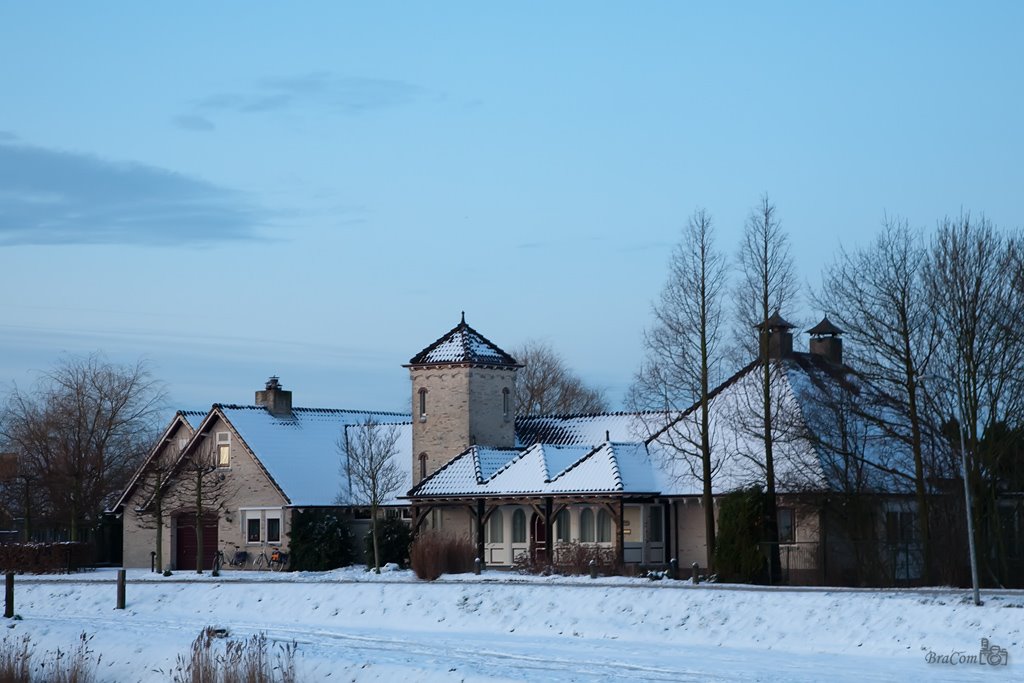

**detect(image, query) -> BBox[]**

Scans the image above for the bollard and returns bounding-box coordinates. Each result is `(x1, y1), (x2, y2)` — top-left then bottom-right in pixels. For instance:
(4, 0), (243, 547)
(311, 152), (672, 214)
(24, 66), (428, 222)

(4, 573), (13, 618)
(474, 557), (481, 576)
(692, 562), (700, 584)
(151, 551), (156, 573)
(589, 559), (597, 579)
(668, 558), (678, 580)
(116, 569), (126, 610)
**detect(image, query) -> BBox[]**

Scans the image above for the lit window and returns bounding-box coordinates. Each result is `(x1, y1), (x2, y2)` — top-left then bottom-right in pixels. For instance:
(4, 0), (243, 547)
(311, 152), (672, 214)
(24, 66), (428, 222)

(266, 517), (281, 544)
(487, 509), (504, 544)
(580, 509), (595, 542)
(778, 508), (795, 544)
(216, 432), (230, 468)
(556, 509), (570, 543)
(597, 509), (612, 543)
(512, 509), (526, 544)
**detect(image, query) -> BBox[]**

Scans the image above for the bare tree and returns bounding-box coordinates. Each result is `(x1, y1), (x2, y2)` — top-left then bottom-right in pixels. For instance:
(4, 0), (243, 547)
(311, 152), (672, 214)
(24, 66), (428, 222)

(733, 194), (798, 582)
(0, 354), (165, 540)
(168, 444), (231, 573)
(628, 208), (727, 569)
(338, 418), (404, 574)
(131, 458), (174, 573)
(926, 213), (1024, 583)
(816, 217), (940, 581)
(512, 341), (608, 416)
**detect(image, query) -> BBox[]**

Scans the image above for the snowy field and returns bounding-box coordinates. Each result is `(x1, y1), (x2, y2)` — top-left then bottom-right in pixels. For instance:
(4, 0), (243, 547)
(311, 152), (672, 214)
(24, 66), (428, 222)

(6, 567), (1022, 682)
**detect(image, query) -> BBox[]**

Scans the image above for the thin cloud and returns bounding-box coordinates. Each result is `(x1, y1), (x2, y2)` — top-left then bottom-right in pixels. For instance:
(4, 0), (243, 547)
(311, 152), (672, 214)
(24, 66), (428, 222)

(193, 72), (422, 117)
(0, 139), (264, 247)
(172, 114), (216, 131)
(0, 131), (18, 142)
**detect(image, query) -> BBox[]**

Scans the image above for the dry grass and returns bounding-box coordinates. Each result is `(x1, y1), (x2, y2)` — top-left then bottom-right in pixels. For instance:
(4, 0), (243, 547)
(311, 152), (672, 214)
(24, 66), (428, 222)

(409, 532), (476, 580)
(172, 627), (297, 683)
(0, 632), (97, 683)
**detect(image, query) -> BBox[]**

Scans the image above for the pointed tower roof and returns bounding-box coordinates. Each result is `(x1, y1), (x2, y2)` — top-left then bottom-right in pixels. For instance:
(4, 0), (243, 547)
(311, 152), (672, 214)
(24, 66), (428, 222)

(754, 311), (795, 331)
(407, 313), (520, 367)
(807, 317), (844, 337)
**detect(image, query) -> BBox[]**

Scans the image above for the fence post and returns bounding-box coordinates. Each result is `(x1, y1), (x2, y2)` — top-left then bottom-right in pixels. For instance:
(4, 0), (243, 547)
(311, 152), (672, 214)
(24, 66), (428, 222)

(589, 559), (597, 579)
(692, 562), (700, 584)
(474, 557), (481, 576)
(668, 558), (677, 580)
(4, 573), (13, 618)
(116, 569), (126, 610)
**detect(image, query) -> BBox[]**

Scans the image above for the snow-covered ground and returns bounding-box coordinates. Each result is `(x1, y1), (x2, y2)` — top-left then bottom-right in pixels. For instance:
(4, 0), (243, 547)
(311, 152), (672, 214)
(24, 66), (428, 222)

(7, 567), (1022, 682)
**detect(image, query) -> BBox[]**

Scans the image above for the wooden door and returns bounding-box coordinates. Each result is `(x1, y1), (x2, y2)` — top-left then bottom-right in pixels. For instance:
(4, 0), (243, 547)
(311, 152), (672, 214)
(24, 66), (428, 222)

(175, 515), (218, 571)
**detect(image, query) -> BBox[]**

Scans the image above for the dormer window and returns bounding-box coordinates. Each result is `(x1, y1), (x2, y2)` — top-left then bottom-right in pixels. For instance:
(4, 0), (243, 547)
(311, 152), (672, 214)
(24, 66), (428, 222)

(216, 432), (230, 468)
(418, 388), (428, 421)
(502, 387), (510, 421)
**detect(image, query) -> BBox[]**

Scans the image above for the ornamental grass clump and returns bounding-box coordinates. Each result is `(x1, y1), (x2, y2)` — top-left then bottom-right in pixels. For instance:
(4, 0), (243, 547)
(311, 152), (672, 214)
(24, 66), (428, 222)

(409, 531), (475, 580)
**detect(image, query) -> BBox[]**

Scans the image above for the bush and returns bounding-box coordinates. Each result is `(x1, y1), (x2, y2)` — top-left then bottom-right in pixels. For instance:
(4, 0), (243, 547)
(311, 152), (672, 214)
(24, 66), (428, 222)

(286, 509), (354, 572)
(409, 532), (475, 580)
(364, 517), (412, 569)
(714, 487), (768, 583)
(552, 542), (619, 576)
(172, 628), (296, 683)
(0, 542), (93, 574)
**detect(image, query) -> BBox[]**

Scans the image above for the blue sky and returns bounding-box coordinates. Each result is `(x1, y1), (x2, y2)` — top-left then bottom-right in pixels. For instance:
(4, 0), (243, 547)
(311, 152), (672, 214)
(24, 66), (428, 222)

(1, 2), (1022, 415)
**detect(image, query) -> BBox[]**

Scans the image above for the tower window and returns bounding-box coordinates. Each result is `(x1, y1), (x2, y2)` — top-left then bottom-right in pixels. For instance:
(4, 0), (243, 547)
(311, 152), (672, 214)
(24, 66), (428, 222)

(502, 387), (510, 421)
(419, 452), (428, 480)
(418, 388), (427, 421)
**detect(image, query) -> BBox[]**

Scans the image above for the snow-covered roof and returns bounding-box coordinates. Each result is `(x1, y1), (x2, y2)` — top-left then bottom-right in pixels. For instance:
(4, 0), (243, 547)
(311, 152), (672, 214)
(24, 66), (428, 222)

(217, 405), (411, 507)
(410, 442), (664, 497)
(181, 410), (206, 430)
(408, 315), (518, 367)
(515, 411), (676, 447)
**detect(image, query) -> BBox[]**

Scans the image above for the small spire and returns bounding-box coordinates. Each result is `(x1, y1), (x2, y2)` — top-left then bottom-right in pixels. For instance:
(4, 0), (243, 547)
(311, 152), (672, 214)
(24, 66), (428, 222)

(460, 311), (466, 325)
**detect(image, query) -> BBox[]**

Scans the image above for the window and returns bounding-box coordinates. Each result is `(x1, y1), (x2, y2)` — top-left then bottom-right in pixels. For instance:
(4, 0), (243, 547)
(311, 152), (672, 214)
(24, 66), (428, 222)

(580, 509), (595, 542)
(512, 509), (526, 544)
(419, 453), (428, 481)
(487, 509), (504, 544)
(556, 509), (570, 543)
(246, 517), (260, 543)
(502, 388), (511, 420)
(418, 388), (428, 420)
(778, 508), (795, 544)
(266, 517), (281, 543)
(647, 506), (663, 543)
(430, 508), (443, 530)
(886, 510), (916, 545)
(597, 509), (612, 543)
(216, 432), (230, 468)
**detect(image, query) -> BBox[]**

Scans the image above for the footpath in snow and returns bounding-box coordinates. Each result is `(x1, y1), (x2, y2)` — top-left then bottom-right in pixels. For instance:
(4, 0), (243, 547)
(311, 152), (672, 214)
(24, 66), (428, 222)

(8, 567), (1022, 682)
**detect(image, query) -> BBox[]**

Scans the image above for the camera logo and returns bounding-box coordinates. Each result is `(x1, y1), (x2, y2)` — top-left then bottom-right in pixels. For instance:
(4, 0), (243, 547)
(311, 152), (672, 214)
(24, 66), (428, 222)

(925, 638), (1009, 666)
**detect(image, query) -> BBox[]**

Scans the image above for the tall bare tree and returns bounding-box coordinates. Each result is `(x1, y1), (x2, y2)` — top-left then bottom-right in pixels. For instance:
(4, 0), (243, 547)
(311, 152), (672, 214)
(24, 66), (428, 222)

(628, 208), (727, 569)
(0, 354), (165, 540)
(512, 341), (608, 416)
(733, 194), (798, 583)
(926, 214), (1024, 583)
(168, 444), (231, 573)
(338, 418), (404, 574)
(816, 217), (940, 581)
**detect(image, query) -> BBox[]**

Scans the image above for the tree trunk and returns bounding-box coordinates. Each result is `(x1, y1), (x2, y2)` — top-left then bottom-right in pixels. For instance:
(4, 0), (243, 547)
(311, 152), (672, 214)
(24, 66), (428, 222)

(371, 505), (381, 574)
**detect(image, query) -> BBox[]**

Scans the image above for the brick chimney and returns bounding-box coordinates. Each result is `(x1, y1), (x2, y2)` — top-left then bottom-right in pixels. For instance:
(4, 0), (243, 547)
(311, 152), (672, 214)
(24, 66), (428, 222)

(755, 311), (794, 361)
(255, 376), (293, 417)
(807, 317), (844, 364)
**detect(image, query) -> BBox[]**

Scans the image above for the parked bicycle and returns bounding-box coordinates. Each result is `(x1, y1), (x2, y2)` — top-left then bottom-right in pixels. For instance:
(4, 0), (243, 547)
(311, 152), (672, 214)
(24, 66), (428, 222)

(213, 543), (249, 573)
(269, 546), (289, 572)
(250, 541), (272, 570)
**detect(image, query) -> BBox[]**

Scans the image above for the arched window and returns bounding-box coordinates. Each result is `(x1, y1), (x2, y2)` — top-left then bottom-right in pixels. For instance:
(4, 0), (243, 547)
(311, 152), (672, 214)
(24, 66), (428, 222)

(487, 509), (504, 544)
(597, 509), (612, 543)
(502, 387), (511, 420)
(512, 509), (526, 544)
(418, 388), (428, 420)
(418, 452), (427, 481)
(556, 509), (571, 543)
(580, 508), (595, 542)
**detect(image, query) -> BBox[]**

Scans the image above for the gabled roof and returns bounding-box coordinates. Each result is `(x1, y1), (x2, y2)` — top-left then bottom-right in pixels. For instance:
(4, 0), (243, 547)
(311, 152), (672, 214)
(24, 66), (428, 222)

(407, 314), (519, 367)
(212, 405), (411, 507)
(409, 441), (663, 498)
(109, 410), (202, 513)
(515, 411), (676, 447)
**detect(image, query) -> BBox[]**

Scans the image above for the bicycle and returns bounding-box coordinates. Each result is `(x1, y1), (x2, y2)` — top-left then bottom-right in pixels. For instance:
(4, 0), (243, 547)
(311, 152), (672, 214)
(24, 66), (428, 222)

(213, 544), (249, 573)
(250, 542), (272, 570)
(269, 546), (289, 572)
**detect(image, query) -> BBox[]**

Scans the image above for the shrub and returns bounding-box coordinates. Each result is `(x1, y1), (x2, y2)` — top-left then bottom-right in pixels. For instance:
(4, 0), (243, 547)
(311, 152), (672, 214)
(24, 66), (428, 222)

(409, 532), (475, 580)
(0, 542), (93, 574)
(714, 487), (768, 583)
(552, 542), (619, 576)
(172, 628), (297, 683)
(364, 517), (412, 569)
(287, 509), (354, 572)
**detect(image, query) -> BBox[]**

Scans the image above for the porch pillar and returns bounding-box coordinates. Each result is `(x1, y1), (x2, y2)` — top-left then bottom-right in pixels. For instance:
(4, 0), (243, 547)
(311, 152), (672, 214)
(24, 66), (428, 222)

(618, 498), (625, 567)
(663, 500), (673, 564)
(476, 499), (486, 568)
(544, 497), (554, 565)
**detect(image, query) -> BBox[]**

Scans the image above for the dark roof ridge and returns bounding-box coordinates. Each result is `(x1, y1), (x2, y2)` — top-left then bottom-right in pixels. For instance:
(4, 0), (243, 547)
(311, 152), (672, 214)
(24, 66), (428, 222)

(517, 409), (672, 421)
(214, 403), (408, 416)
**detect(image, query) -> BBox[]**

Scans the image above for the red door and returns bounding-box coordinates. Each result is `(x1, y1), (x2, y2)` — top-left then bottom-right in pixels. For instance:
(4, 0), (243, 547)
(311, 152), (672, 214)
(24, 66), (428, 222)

(176, 515), (218, 571)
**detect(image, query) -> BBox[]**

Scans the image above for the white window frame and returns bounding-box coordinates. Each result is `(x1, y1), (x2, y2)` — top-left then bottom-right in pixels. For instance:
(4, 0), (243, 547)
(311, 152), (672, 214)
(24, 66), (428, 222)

(241, 508), (284, 545)
(216, 431), (231, 468)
